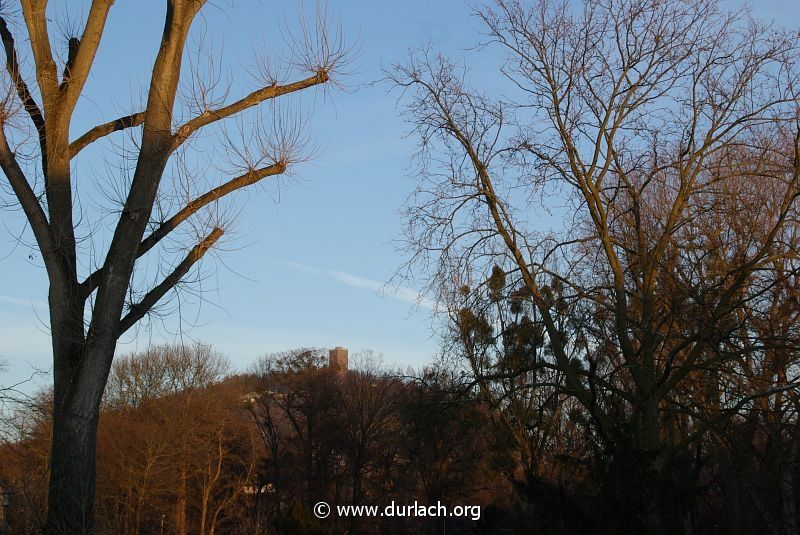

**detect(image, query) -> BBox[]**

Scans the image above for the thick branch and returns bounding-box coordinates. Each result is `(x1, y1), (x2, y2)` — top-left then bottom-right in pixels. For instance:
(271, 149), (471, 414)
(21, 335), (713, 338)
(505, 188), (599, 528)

(0, 124), (58, 273)
(137, 162), (285, 256)
(117, 227), (223, 337)
(0, 16), (46, 144)
(172, 72), (329, 150)
(90, 0), (205, 344)
(80, 161), (285, 299)
(19, 0), (58, 102)
(69, 111), (145, 158)
(60, 0), (114, 110)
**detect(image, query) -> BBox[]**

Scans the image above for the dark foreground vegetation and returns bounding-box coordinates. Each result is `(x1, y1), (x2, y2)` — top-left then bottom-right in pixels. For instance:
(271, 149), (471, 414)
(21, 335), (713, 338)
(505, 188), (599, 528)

(2, 341), (799, 534)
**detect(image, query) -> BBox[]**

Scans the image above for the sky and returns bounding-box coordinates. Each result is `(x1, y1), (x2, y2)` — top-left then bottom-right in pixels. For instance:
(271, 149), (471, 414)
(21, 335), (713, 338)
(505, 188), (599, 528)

(1, 0), (799, 391)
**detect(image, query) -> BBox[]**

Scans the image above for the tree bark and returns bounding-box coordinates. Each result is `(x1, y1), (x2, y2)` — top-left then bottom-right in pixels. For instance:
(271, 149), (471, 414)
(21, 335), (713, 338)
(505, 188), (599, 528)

(46, 407), (99, 534)
(782, 433), (799, 535)
(46, 341), (111, 534)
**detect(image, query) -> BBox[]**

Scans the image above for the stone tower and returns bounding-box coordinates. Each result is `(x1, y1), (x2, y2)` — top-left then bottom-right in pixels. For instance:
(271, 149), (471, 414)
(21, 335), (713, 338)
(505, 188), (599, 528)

(329, 346), (348, 372)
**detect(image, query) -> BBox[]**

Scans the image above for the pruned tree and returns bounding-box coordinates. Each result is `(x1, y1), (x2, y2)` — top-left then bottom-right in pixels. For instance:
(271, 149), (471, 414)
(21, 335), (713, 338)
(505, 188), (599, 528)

(0, 1), (347, 532)
(392, 0), (800, 532)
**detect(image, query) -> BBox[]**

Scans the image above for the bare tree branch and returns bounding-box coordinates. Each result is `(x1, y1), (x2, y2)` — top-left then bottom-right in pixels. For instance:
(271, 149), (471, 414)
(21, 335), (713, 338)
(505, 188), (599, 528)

(19, 0), (58, 102)
(172, 72), (328, 150)
(0, 123), (58, 273)
(79, 161), (286, 299)
(117, 226), (223, 337)
(0, 15), (46, 151)
(69, 111), (145, 158)
(59, 0), (114, 110)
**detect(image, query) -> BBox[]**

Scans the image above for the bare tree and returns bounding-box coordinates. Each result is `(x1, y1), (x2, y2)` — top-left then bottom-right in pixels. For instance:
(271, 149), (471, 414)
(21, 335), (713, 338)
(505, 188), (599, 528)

(392, 0), (800, 531)
(104, 342), (230, 409)
(338, 353), (401, 510)
(102, 342), (233, 535)
(0, 1), (348, 532)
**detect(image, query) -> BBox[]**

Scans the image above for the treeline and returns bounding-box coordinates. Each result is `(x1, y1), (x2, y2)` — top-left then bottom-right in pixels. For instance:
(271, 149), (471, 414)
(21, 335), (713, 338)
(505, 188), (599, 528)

(247, 349), (510, 534)
(0, 345), (513, 534)
(1, 334), (799, 534)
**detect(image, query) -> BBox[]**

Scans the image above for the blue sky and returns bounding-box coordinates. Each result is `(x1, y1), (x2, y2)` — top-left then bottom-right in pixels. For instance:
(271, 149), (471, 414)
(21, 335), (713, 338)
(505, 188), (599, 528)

(1, 0), (799, 390)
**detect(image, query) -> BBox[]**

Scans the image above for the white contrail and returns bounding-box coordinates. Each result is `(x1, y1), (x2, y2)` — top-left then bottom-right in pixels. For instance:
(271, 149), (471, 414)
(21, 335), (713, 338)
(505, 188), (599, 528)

(283, 261), (437, 310)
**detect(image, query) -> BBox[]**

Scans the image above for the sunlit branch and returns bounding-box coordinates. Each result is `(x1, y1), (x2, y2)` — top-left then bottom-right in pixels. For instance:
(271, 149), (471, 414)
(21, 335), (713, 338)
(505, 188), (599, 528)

(70, 111), (145, 158)
(171, 72), (328, 150)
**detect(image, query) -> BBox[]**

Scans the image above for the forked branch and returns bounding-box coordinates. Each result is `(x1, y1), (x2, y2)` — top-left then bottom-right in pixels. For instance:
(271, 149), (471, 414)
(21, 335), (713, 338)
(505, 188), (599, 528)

(80, 161), (287, 299)
(117, 226), (223, 337)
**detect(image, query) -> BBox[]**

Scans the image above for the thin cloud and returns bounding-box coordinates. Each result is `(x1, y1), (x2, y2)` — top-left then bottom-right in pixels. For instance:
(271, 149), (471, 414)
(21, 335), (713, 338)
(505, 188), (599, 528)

(283, 261), (437, 310)
(283, 261), (323, 276)
(327, 270), (383, 292)
(0, 294), (47, 309)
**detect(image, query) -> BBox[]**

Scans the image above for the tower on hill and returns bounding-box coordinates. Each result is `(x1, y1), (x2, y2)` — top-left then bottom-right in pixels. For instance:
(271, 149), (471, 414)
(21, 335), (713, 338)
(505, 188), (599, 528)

(329, 347), (348, 372)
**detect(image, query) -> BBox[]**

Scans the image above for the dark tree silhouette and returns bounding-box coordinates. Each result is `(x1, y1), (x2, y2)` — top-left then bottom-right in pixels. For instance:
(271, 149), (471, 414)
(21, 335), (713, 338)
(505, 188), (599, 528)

(391, 0), (800, 531)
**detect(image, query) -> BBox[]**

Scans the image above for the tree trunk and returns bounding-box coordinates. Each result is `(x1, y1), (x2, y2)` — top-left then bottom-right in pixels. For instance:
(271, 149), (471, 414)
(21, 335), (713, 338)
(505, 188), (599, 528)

(45, 305), (112, 534)
(45, 374), (104, 534)
(199, 494), (208, 535)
